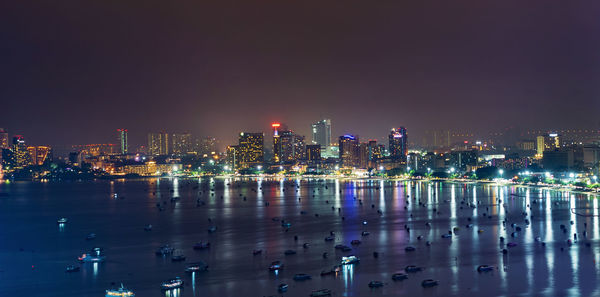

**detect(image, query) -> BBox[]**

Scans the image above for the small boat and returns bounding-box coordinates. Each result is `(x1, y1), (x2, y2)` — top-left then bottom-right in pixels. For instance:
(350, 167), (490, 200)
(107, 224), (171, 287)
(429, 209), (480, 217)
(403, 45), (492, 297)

(144, 225), (152, 231)
(507, 242), (518, 247)
(341, 246), (352, 252)
(320, 266), (341, 276)
(160, 277), (184, 290)
(105, 283), (135, 297)
(293, 273), (312, 281)
(392, 273), (408, 281)
(193, 242), (210, 250)
(65, 265), (80, 272)
(405, 265), (423, 273)
(272, 217), (281, 222)
(185, 261), (208, 272)
(252, 249), (262, 255)
(341, 255), (359, 265)
(278, 283), (288, 292)
(171, 254), (186, 262)
(57, 218), (68, 224)
(269, 261), (283, 271)
(334, 244), (345, 249)
(477, 265), (494, 272)
(421, 279), (439, 287)
(281, 222), (292, 228)
(78, 253), (105, 263)
(361, 231), (370, 236)
(207, 226), (217, 233)
(86, 233), (96, 240)
(405, 246), (416, 252)
(368, 281), (384, 288)
(284, 249), (297, 255)
(310, 289), (332, 297)
(351, 240), (361, 245)
(156, 245), (175, 256)
(324, 236), (334, 241)
(441, 234), (452, 239)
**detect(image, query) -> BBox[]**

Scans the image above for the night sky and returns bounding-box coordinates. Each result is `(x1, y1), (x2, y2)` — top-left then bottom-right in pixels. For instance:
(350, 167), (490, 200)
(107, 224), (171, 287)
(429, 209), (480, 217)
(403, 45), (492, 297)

(2, 1), (600, 150)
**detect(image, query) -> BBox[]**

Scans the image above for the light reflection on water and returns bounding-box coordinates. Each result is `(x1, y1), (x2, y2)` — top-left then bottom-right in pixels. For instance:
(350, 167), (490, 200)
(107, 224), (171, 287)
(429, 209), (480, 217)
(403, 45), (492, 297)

(0, 179), (599, 296)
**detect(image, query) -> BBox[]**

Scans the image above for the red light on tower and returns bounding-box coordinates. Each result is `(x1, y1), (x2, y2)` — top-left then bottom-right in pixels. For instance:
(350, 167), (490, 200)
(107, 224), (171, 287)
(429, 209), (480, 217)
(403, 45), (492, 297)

(272, 123), (281, 128)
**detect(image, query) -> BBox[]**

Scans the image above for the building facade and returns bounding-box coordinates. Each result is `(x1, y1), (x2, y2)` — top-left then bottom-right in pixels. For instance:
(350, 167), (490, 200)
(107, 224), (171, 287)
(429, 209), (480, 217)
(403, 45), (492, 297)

(312, 119), (332, 148)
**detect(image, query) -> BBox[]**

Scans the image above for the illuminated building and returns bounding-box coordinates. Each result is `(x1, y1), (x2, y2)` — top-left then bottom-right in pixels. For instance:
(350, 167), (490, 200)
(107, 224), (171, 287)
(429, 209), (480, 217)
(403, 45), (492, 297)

(12, 135), (30, 169)
(389, 127), (408, 162)
(117, 129), (128, 154)
(0, 128), (8, 149)
(27, 146), (51, 166)
(278, 130), (305, 162)
(72, 144), (116, 157)
(148, 132), (169, 156)
(197, 137), (218, 155)
(272, 123), (287, 163)
(536, 136), (545, 157)
(238, 132), (264, 167)
(306, 144), (321, 162)
(448, 150), (478, 172)
(339, 134), (359, 167)
(171, 133), (192, 154)
(536, 133), (561, 158)
(311, 119), (331, 148)
(226, 145), (239, 169)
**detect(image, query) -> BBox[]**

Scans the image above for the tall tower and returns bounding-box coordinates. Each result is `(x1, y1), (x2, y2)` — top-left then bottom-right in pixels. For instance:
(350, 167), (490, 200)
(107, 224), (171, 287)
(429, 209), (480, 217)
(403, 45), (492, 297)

(117, 129), (128, 154)
(311, 119), (331, 148)
(389, 127), (408, 161)
(338, 134), (359, 167)
(0, 128), (8, 149)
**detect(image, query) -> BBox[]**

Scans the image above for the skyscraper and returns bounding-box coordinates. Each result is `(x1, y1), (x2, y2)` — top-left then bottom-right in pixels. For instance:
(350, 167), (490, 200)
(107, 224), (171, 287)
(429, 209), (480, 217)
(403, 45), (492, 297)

(117, 129), (128, 154)
(312, 119), (331, 148)
(12, 135), (30, 169)
(148, 132), (169, 156)
(27, 146), (51, 166)
(306, 145), (321, 162)
(339, 134), (359, 167)
(238, 132), (264, 167)
(171, 133), (192, 154)
(0, 128), (8, 149)
(389, 127), (408, 161)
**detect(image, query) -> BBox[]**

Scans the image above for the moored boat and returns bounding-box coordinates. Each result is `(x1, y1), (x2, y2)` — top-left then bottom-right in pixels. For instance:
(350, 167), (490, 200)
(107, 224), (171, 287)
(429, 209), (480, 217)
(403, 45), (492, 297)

(368, 281), (384, 288)
(477, 265), (494, 272)
(421, 279), (439, 287)
(185, 261), (208, 272)
(160, 277), (184, 290)
(65, 265), (80, 272)
(392, 273), (408, 281)
(105, 284), (135, 297)
(310, 289), (332, 297)
(293, 273), (312, 281)
(341, 255), (359, 265)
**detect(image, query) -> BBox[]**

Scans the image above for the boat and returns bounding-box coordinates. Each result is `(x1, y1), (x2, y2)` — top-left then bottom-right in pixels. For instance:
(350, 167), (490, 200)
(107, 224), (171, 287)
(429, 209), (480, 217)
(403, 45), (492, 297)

(185, 261), (208, 272)
(405, 246), (416, 252)
(293, 273), (312, 281)
(368, 281), (384, 288)
(193, 242), (210, 250)
(392, 273), (408, 281)
(207, 226), (217, 233)
(303, 243), (310, 248)
(171, 254), (186, 262)
(57, 218), (68, 224)
(160, 277), (184, 290)
(65, 265), (80, 272)
(421, 279), (439, 287)
(269, 261), (283, 271)
(144, 225), (152, 231)
(334, 244), (345, 249)
(278, 283), (288, 292)
(324, 236), (334, 241)
(155, 245), (175, 256)
(320, 266), (341, 276)
(477, 265), (494, 272)
(252, 249), (262, 255)
(78, 253), (105, 262)
(310, 289), (332, 297)
(105, 284), (135, 297)
(441, 234), (452, 238)
(350, 239), (361, 245)
(361, 231), (370, 236)
(281, 222), (292, 228)
(341, 246), (352, 252)
(507, 242), (518, 247)
(86, 233), (96, 240)
(284, 249), (297, 255)
(405, 265), (423, 273)
(341, 255), (359, 265)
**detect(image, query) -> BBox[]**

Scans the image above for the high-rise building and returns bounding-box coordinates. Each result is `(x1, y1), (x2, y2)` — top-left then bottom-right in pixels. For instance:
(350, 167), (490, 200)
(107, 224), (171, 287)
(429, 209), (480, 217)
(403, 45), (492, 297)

(117, 129), (128, 154)
(278, 130), (305, 162)
(238, 132), (264, 167)
(536, 133), (561, 158)
(197, 137), (218, 155)
(148, 132), (169, 156)
(389, 127), (408, 161)
(339, 134), (359, 167)
(271, 123), (288, 163)
(536, 135), (545, 157)
(306, 145), (321, 162)
(27, 146), (51, 166)
(0, 128), (8, 149)
(226, 145), (239, 169)
(12, 135), (29, 169)
(171, 133), (192, 154)
(312, 119), (332, 148)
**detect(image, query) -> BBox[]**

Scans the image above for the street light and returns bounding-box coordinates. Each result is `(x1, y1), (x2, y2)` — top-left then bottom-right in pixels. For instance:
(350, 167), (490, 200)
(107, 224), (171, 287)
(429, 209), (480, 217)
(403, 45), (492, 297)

(450, 167), (455, 173)
(379, 166), (384, 171)
(498, 169), (504, 177)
